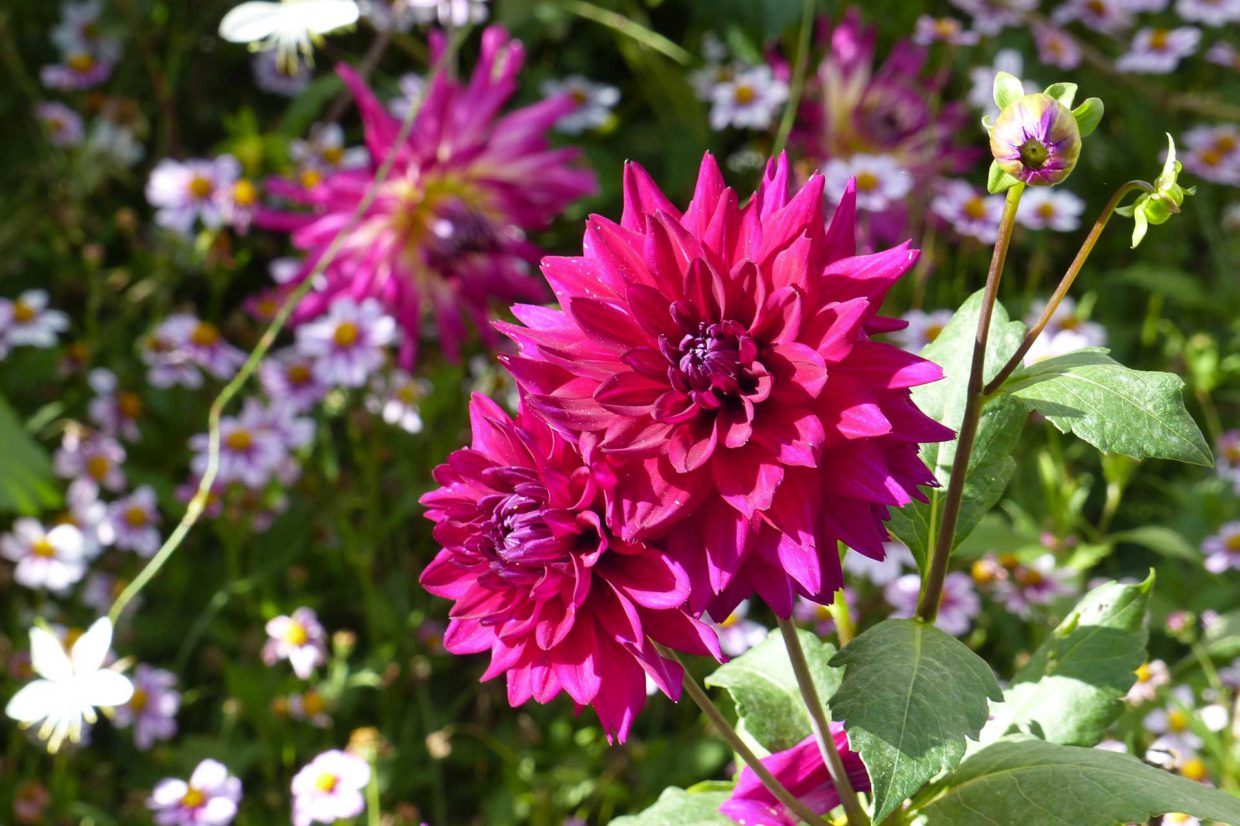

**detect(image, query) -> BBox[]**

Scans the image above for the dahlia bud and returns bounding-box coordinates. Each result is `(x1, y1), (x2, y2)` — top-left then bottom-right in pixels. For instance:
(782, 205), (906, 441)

(1115, 134), (1196, 248)
(985, 73), (1103, 193)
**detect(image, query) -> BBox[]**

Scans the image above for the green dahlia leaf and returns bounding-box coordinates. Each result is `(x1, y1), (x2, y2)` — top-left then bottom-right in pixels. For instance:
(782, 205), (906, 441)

(0, 393), (61, 515)
(610, 787), (732, 826)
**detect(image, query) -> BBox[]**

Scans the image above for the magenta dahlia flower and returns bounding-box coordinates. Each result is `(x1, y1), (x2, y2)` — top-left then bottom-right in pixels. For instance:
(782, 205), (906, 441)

(257, 26), (597, 366)
(719, 727), (871, 826)
(501, 152), (951, 619)
(793, 10), (979, 247)
(419, 394), (721, 742)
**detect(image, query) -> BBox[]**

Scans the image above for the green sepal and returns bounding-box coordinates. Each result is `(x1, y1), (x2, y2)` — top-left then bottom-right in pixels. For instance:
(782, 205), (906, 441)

(987, 160), (1022, 194)
(1042, 81), (1078, 109)
(1072, 97), (1104, 137)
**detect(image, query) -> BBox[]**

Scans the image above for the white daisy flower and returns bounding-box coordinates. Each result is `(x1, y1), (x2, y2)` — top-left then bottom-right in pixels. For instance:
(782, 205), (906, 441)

(220, 0), (360, 72)
(541, 75), (621, 134)
(1, 519), (88, 593)
(822, 153), (912, 212)
(708, 65), (788, 132)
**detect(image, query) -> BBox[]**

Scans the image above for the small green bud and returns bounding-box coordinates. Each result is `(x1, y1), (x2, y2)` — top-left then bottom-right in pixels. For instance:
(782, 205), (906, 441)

(1116, 134), (1196, 247)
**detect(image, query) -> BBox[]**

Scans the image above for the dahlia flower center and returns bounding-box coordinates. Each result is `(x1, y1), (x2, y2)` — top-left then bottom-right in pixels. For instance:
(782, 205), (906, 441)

(334, 322), (360, 348)
(125, 505), (149, 527)
(1148, 29), (1170, 52)
(425, 198), (502, 270)
(31, 537), (56, 558)
(87, 454), (111, 481)
(68, 52), (95, 73)
(13, 301), (35, 324)
(1018, 138), (1051, 170)
(1059, 316), (1080, 331)
(181, 788), (206, 809)
(130, 687), (149, 712)
(660, 311), (765, 412)
(225, 429), (254, 452)
(283, 621), (310, 646)
(188, 176), (214, 200)
(190, 322), (221, 347)
(314, 772), (339, 793)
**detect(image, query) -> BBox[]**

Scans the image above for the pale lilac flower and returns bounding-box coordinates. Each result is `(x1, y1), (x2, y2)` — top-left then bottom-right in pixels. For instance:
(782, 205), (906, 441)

(1206, 41), (1240, 69)
(710, 601), (768, 657)
(1023, 296), (1106, 364)
(251, 399), (315, 459)
(189, 405), (287, 489)
(931, 181), (1004, 243)
(87, 368), (143, 441)
(253, 49), (312, 97)
(1181, 123), (1240, 184)
(156, 314), (246, 380)
(541, 75), (620, 134)
(81, 571), (134, 615)
(1203, 520), (1240, 573)
(1034, 24), (1083, 69)
(1126, 659), (1170, 704)
(967, 49), (1034, 115)
(37, 102), (84, 147)
(41, 52), (113, 90)
(66, 477), (110, 559)
(51, 1), (120, 59)
(290, 123), (366, 181)
(4, 290), (69, 347)
(141, 322), (202, 389)
(291, 749), (371, 826)
(885, 572), (979, 636)
(364, 370), (428, 434)
(1115, 27), (1201, 73)
(1177, 0), (1240, 25)
(263, 607), (328, 679)
(54, 430), (127, 492)
(1123, 0), (1170, 11)
(913, 15), (979, 45)
(386, 73), (426, 121)
(843, 541), (915, 586)
(1052, 0), (1134, 33)
(101, 486), (162, 557)
(295, 298), (396, 388)
(1216, 430), (1240, 489)
(288, 689), (331, 728)
(709, 64), (788, 131)
(822, 153), (912, 212)
(992, 554), (1074, 617)
(113, 664), (179, 750)
(260, 348), (328, 411)
(1017, 188), (1086, 232)
(0, 519), (87, 593)
(950, 0), (1037, 34)
(85, 118), (145, 167)
(148, 759), (242, 826)
(888, 309), (954, 354)
(145, 156), (242, 236)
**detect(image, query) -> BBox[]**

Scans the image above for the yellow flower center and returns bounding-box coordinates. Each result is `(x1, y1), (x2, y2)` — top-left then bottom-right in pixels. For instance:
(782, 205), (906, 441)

(934, 18), (959, 37)
(118, 391), (144, 419)
(333, 322), (360, 348)
(1017, 567), (1045, 587)
(190, 322), (221, 347)
(1134, 662), (1152, 683)
(302, 691), (326, 715)
(925, 323), (944, 343)
(963, 196), (988, 221)
(1180, 758), (1207, 782)
(1148, 29), (1170, 51)
(284, 621), (309, 646)
(188, 175), (214, 199)
(999, 553), (1020, 570)
(1167, 708), (1189, 732)
(67, 53), (96, 73)
(1199, 148), (1223, 168)
(1214, 135), (1238, 155)
(733, 84), (756, 105)
(124, 505), (149, 527)
(181, 788), (206, 808)
(1036, 202), (1058, 220)
(1087, 0), (1106, 12)
(314, 772), (338, 793)
(720, 611), (741, 628)
(130, 687), (149, 712)
(322, 146), (344, 165)
(232, 179), (258, 207)
(570, 88), (589, 106)
(855, 171), (879, 192)
(225, 429), (253, 452)
(87, 454), (111, 481)
(287, 363), (313, 385)
(31, 537), (57, 558)
(13, 300), (36, 324)
(300, 168), (323, 189)
(971, 559), (997, 585)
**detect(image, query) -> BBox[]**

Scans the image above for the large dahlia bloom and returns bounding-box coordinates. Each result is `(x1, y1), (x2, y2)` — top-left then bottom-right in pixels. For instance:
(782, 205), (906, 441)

(257, 26), (597, 366)
(502, 153), (951, 618)
(793, 10), (979, 247)
(419, 394), (721, 741)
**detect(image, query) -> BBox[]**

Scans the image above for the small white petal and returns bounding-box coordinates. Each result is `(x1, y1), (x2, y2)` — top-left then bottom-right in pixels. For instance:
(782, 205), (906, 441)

(71, 617), (114, 674)
(298, 0), (360, 34)
(82, 669), (135, 708)
(29, 626), (73, 682)
(5, 680), (57, 723)
(219, 2), (283, 42)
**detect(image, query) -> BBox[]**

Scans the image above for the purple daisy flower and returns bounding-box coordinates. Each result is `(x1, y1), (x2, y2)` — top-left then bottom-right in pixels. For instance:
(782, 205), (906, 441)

(113, 664), (180, 750)
(291, 749), (371, 826)
(148, 759), (241, 826)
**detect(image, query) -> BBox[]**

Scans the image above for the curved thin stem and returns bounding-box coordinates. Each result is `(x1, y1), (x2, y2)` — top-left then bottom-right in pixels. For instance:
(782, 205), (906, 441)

(777, 619), (870, 826)
(772, 0), (815, 159)
(653, 642), (826, 825)
(917, 184), (1024, 623)
(982, 180), (1155, 396)
(108, 33), (468, 624)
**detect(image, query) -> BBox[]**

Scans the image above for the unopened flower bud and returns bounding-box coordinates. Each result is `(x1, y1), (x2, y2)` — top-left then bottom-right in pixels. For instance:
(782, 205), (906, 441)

(985, 74), (1103, 193)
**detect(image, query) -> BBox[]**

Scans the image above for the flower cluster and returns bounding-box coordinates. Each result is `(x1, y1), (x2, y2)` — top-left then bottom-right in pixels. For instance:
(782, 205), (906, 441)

(41, 1), (119, 90)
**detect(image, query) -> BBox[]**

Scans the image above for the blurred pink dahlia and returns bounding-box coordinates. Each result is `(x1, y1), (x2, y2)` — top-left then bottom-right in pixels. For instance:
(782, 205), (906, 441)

(501, 152), (951, 619)
(419, 394), (721, 742)
(257, 26), (597, 366)
(794, 10), (979, 248)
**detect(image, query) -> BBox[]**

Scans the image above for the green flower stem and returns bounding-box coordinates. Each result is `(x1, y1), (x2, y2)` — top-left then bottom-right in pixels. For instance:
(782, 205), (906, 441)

(653, 642), (827, 825)
(562, 1), (691, 64)
(982, 180), (1156, 396)
(772, 0), (815, 159)
(108, 33), (469, 625)
(830, 586), (855, 647)
(777, 618), (871, 826)
(367, 758), (382, 826)
(917, 184), (1024, 623)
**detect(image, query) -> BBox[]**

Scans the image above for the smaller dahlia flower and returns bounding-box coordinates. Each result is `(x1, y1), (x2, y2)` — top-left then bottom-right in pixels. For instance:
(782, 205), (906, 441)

(1126, 658), (1171, 705)
(260, 347), (329, 410)
(87, 368), (144, 441)
(85, 118), (145, 168)
(1016, 188), (1085, 231)
(37, 102), (85, 147)
(52, 1), (121, 59)
(720, 728), (871, 826)
(113, 664), (180, 750)
(1116, 27), (1202, 73)
(822, 153), (911, 212)
(1202, 520), (1240, 573)
(420, 395), (722, 742)
(885, 571), (979, 636)
(889, 309), (953, 354)
(709, 64), (789, 131)
(295, 297), (396, 388)
(252, 49), (312, 97)
(710, 600), (770, 657)
(931, 180), (1004, 242)
(1, 519), (87, 593)
(1034, 24), (1083, 70)
(263, 607), (329, 679)
(989, 91), (1082, 186)
(1177, 0), (1240, 26)
(54, 430), (127, 492)
(912, 15), (979, 45)
(148, 759), (242, 826)
(541, 75), (620, 134)
(3, 290), (69, 348)
(101, 485), (163, 557)
(291, 749), (371, 826)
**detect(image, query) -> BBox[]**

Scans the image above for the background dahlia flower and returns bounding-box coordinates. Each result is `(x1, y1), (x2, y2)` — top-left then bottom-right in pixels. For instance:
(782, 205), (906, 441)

(501, 153), (951, 619)
(257, 26), (597, 366)
(420, 394), (721, 742)
(793, 9), (979, 247)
